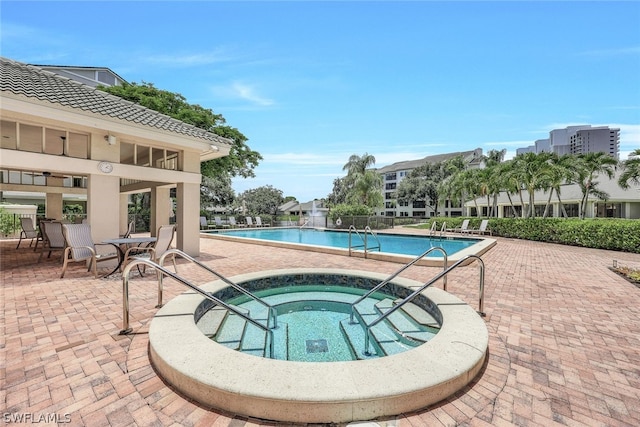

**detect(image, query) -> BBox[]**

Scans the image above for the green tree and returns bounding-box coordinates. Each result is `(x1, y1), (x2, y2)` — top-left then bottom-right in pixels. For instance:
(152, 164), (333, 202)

(482, 149), (506, 217)
(340, 153), (383, 209)
(618, 149), (640, 190)
(512, 152), (552, 218)
(326, 176), (350, 206)
(574, 152), (618, 219)
(542, 153), (575, 218)
(396, 162), (444, 216)
(99, 82), (262, 180)
(200, 175), (235, 212)
(237, 185), (284, 220)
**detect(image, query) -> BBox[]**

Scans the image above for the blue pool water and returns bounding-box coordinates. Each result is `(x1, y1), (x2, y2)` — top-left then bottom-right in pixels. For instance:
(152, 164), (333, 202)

(208, 227), (479, 257)
(216, 286), (438, 362)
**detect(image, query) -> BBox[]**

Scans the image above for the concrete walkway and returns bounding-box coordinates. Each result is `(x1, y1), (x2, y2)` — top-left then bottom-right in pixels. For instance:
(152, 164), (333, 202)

(1, 229), (639, 426)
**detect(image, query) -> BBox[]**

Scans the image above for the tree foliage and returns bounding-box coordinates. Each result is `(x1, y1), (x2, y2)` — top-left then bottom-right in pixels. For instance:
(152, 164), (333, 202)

(98, 82), (262, 180)
(236, 185), (284, 217)
(618, 149), (640, 190)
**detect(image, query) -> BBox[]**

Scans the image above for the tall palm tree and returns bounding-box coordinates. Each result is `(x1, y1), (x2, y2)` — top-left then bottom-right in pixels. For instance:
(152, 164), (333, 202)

(618, 149), (640, 189)
(574, 152), (618, 219)
(542, 154), (576, 218)
(482, 149), (507, 217)
(496, 160), (521, 218)
(343, 153), (376, 176)
(513, 152), (552, 218)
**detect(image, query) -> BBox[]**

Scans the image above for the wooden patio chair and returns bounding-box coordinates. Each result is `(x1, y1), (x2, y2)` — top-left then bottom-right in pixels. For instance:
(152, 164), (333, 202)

(60, 224), (119, 278)
(16, 217), (38, 249)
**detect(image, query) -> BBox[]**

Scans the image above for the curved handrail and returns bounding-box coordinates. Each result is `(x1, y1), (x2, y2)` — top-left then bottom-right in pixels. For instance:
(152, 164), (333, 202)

(363, 226), (381, 255)
(349, 246), (448, 323)
(439, 221), (447, 237)
(348, 225), (381, 258)
(157, 249), (277, 329)
(120, 258), (276, 358)
(363, 254), (485, 356)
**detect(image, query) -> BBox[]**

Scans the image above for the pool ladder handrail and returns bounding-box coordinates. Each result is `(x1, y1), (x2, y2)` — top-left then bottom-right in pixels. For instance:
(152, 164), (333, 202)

(348, 225), (381, 258)
(363, 254), (485, 356)
(157, 248), (277, 329)
(349, 246), (449, 324)
(428, 221), (447, 238)
(119, 258), (276, 358)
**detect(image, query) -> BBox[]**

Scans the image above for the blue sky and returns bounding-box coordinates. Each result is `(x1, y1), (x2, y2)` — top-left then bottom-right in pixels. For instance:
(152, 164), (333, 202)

(2, 1), (639, 202)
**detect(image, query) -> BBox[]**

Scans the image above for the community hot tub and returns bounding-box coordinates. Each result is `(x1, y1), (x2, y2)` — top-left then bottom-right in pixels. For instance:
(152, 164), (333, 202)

(148, 268), (488, 423)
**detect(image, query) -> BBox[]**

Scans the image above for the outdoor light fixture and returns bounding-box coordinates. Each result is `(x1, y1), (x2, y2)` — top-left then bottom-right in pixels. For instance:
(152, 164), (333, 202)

(42, 171), (51, 177)
(104, 134), (117, 145)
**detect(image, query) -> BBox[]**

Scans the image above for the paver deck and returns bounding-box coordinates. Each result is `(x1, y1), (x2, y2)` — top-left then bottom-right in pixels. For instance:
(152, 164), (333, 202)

(1, 228), (639, 426)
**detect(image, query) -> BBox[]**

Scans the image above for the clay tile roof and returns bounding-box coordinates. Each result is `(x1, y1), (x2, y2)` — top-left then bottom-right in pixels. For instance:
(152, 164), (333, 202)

(0, 57), (231, 146)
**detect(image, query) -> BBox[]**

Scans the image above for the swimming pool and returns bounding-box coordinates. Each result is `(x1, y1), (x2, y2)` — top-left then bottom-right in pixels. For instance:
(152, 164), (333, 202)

(204, 227), (496, 266)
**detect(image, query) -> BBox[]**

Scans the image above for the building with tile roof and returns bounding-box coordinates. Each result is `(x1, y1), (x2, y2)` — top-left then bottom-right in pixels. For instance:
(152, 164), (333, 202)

(0, 57), (232, 255)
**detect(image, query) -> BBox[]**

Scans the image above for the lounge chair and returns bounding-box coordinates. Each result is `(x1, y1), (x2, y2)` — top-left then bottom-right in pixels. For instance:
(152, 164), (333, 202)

(214, 216), (230, 228)
(471, 219), (492, 236)
(446, 219), (470, 234)
(245, 217), (255, 227)
(123, 224), (177, 275)
(228, 217), (244, 228)
(38, 221), (67, 262)
(60, 224), (120, 278)
(200, 216), (214, 230)
(255, 216), (270, 227)
(16, 217), (38, 249)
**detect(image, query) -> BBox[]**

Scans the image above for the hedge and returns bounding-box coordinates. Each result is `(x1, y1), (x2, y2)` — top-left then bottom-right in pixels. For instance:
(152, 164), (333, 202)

(413, 217), (640, 254)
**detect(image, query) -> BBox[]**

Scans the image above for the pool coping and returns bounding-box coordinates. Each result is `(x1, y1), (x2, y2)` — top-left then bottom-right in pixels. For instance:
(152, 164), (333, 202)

(202, 227), (497, 267)
(148, 268), (489, 423)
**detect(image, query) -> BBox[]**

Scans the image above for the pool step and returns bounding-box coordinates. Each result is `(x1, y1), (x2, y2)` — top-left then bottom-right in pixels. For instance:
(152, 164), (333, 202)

(350, 300), (416, 357)
(216, 306), (250, 351)
(393, 299), (441, 329)
(375, 299), (439, 343)
(196, 305), (228, 338)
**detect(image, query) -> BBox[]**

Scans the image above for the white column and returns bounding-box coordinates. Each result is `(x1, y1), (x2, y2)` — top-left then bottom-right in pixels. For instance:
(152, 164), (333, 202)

(175, 182), (200, 256)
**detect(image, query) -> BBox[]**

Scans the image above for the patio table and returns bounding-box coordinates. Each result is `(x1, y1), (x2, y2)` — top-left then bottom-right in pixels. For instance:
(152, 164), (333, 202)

(101, 236), (157, 277)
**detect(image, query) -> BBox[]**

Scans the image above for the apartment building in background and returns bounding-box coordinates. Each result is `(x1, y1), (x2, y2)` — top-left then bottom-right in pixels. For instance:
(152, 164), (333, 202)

(516, 125), (620, 159)
(374, 148), (483, 218)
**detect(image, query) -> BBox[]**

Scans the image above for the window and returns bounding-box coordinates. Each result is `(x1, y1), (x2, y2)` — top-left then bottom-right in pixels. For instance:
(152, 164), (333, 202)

(44, 128), (65, 155)
(120, 141), (180, 171)
(19, 124), (42, 152)
(0, 120), (17, 149)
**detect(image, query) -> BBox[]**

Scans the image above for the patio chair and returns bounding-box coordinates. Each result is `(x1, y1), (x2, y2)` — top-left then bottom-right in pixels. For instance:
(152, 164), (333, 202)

(120, 220), (134, 238)
(38, 221), (67, 263)
(16, 217), (38, 249)
(200, 216), (215, 230)
(245, 217), (255, 227)
(122, 224), (177, 275)
(214, 216), (230, 228)
(471, 219), (492, 236)
(60, 224), (119, 278)
(228, 217), (245, 228)
(446, 219), (470, 234)
(255, 216), (270, 227)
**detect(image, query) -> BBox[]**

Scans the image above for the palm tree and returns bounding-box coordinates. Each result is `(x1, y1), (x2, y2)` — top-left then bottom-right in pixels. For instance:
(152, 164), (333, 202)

(496, 160), (521, 218)
(618, 149), (640, 189)
(343, 153), (376, 176)
(543, 154), (576, 218)
(482, 149), (507, 217)
(512, 152), (552, 218)
(574, 152), (618, 219)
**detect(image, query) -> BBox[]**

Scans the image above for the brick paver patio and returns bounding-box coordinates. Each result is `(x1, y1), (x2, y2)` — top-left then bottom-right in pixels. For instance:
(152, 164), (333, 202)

(1, 228), (639, 426)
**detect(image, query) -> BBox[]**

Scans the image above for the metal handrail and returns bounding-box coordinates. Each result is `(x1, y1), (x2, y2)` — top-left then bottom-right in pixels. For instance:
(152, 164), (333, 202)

(157, 249), (277, 328)
(428, 222), (437, 236)
(363, 226), (381, 255)
(348, 225), (381, 258)
(363, 254), (485, 355)
(349, 247), (448, 324)
(439, 222), (447, 237)
(120, 258), (276, 358)
(348, 225), (366, 255)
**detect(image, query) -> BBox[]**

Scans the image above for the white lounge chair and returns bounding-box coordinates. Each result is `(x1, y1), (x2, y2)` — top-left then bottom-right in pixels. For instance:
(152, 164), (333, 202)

(245, 217), (255, 227)
(255, 216), (270, 227)
(214, 216), (230, 228)
(447, 219), (470, 234)
(471, 219), (492, 236)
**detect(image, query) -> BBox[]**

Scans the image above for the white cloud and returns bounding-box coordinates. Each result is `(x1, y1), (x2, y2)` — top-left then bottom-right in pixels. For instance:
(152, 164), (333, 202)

(211, 81), (274, 107)
(144, 49), (238, 67)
